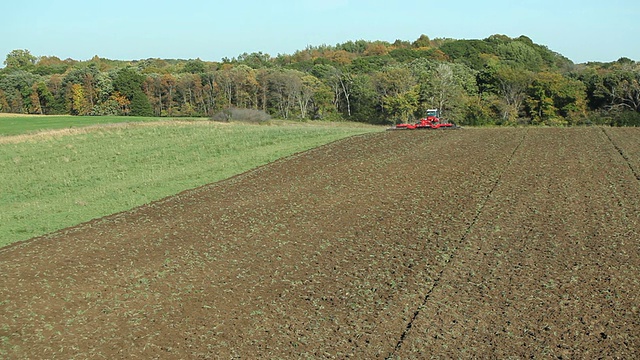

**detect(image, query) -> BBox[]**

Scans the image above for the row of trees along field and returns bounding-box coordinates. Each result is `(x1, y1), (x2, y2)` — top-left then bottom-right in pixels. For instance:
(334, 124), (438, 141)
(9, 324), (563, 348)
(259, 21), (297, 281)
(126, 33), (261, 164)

(1, 34), (639, 126)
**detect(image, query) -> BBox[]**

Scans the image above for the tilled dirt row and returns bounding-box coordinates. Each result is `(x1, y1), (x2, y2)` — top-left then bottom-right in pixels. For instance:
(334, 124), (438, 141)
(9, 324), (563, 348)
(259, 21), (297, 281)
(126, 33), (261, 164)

(604, 127), (640, 180)
(395, 128), (640, 358)
(0, 128), (638, 359)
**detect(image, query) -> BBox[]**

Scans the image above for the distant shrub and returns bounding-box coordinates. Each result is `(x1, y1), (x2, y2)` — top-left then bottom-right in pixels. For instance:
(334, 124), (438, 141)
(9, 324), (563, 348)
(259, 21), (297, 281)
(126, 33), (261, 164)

(610, 110), (640, 127)
(581, 109), (640, 127)
(579, 110), (612, 126)
(211, 108), (271, 123)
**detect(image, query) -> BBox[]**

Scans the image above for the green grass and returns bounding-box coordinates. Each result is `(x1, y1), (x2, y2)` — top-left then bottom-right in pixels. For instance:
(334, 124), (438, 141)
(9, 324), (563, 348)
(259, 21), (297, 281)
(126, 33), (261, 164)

(0, 120), (382, 247)
(0, 115), (196, 136)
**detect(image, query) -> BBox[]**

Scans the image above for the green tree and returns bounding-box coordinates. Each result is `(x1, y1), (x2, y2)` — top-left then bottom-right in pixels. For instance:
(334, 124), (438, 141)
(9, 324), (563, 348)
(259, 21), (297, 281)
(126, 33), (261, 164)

(385, 86), (419, 124)
(439, 40), (495, 70)
(113, 67), (152, 116)
(4, 49), (37, 69)
(32, 56), (70, 75)
(45, 74), (68, 114)
(325, 66), (354, 117)
(411, 60), (477, 119)
(349, 55), (394, 74)
(237, 52), (272, 69)
(182, 59), (207, 74)
(94, 72), (114, 104)
(525, 72), (587, 125)
(596, 64), (640, 112)
(480, 65), (534, 124)
(0, 70), (39, 113)
(497, 41), (544, 71)
(113, 67), (145, 99)
(130, 91), (153, 116)
(372, 65), (416, 121)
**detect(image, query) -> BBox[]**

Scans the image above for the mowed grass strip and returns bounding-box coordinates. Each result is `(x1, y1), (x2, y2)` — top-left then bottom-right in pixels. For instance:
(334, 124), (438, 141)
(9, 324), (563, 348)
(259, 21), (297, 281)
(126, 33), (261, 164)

(0, 120), (381, 247)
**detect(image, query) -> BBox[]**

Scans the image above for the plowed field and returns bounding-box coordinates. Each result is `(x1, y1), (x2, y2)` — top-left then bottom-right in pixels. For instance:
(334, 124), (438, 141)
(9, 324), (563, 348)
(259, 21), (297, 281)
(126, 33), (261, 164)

(1, 127), (638, 359)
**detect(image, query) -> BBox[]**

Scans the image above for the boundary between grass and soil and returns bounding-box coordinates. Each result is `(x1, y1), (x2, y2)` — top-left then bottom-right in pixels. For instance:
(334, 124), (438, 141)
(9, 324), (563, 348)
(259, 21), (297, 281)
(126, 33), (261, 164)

(385, 128), (529, 359)
(0, 131), (382, 252)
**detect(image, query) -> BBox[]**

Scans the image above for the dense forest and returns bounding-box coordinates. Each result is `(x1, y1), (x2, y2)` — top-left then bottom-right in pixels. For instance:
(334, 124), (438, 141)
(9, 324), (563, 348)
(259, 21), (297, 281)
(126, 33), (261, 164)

(1, 34), (639, 126)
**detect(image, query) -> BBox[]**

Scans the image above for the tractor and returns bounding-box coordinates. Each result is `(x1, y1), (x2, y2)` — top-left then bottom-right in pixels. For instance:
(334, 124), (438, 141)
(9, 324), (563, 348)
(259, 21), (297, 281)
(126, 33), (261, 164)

(387, 109), (458, 130)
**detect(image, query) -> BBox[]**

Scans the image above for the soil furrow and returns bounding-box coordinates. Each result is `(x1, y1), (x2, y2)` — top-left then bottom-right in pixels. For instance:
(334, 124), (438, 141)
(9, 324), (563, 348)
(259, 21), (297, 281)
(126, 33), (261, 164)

(601, 127), (640, 181)
(386, 129), (529, 358)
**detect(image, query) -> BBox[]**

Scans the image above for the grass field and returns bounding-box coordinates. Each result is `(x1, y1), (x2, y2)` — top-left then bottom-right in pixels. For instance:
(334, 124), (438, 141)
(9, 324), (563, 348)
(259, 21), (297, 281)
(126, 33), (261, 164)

(0, 114), (189, 136)
(0, 117), (382, 247)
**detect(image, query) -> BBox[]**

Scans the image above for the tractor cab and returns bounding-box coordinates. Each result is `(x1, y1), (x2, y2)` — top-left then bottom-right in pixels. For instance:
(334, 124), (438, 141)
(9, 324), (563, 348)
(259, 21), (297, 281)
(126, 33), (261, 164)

(425, 109), (441, 123)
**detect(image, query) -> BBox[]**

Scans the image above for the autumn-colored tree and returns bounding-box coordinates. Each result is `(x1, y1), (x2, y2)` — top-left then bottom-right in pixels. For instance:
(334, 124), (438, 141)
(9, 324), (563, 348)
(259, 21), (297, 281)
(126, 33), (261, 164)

(160, 73), (177, 115)
(83, 72), (97, 109)
(364, 42), (389, 56)
(267, 69), (301, 119)
(29, 87), (43, 114)
(215, 69), (234, 108)
(298, 74), (323, 119)
(28, 82), (53, 114)
(199, 72), (217, 115)
(10, 90), (23, 113)
(255, 69), (271, 112)
(111, 91), (131, 115)
(45, 74), (66, 114)
(69, 83), (89, 115)
(412, 34), (431, 49)
(0, 89), (9, 112)
(230, 65), (259, 108)
(174, 73), (207, 116)
(32, 55), (70, 75)
(325, 50), (355, 66)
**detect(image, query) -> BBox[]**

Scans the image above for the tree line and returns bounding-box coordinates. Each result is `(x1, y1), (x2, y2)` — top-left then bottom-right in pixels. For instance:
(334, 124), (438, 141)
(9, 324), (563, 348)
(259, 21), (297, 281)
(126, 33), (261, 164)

(1, 34), (639, 126)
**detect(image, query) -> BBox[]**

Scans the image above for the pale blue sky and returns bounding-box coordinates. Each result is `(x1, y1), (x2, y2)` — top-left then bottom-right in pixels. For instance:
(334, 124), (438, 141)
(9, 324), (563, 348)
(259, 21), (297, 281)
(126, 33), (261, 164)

(1, 0), (638, 65)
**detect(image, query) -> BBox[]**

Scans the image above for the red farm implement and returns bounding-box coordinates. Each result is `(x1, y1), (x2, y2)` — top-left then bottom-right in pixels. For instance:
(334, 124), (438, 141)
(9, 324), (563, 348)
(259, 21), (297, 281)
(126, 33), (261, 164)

(387, 109), (459, 130)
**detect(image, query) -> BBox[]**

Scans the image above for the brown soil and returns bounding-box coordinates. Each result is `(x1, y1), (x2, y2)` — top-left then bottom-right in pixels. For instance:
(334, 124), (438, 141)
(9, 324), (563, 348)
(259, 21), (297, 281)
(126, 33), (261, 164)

(0, 128), (638, 359)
